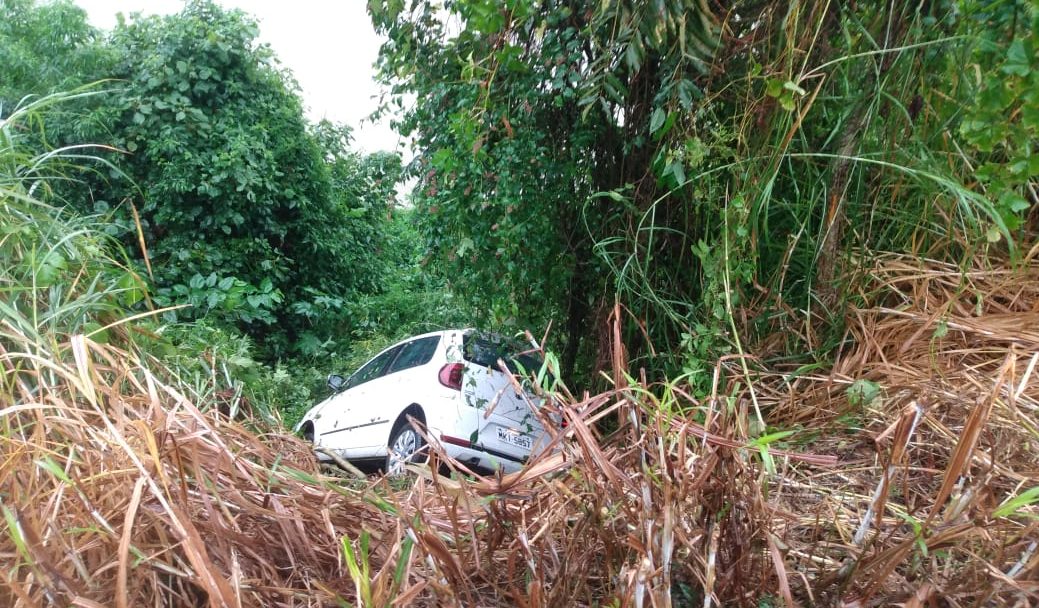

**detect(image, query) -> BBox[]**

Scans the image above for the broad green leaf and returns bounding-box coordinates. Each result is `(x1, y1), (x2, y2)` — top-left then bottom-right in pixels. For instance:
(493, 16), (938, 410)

(765, 78), (784, 98)
(847, 379), (881, 408)
(1002, 40), (1031, 76)
(650, 107), (666, 133)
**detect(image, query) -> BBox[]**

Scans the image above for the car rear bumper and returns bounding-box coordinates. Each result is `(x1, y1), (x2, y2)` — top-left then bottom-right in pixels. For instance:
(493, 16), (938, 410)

(439, 439), (526, 474)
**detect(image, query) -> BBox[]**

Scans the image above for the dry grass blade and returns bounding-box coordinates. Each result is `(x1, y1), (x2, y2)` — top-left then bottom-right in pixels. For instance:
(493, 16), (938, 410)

(852, 401), (923, 547)
(0, 324), (391, 607)
(754, 253), (1039, 605)
(116, 477), (146, 608)
(925, 354), (1009, 526)
(5, 231), (1037, 607)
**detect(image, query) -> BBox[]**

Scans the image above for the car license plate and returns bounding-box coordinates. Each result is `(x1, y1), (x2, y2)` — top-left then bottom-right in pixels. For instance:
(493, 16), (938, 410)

(497, 427), (532, 450)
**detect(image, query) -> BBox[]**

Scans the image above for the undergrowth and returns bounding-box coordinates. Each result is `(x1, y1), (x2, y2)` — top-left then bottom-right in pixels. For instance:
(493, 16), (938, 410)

(1, 2), (1038, 606)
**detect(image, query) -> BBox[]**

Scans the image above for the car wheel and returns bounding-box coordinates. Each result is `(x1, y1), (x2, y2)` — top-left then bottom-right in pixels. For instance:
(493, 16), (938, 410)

(386, 422), (426, 476)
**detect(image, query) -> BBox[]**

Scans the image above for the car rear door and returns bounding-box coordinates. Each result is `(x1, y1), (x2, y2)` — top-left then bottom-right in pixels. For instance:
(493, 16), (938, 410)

(461, 333), (548, 463)
(317, 345), (400, 455)
(343, 335), (442, 456)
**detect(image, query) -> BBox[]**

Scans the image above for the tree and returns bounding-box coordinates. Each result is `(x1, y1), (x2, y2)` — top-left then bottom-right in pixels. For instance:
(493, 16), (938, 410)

(0, 0), (402, 359)
(312, 120), (401, 292)
(372, 0), (1037, 385)
(0, 0), (111, 112)
(103, 2), (410, 358)
(369, 0), (719, 379)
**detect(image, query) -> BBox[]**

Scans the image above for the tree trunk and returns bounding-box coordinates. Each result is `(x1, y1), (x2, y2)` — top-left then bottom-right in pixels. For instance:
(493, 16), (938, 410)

(815, 105), (867, 307)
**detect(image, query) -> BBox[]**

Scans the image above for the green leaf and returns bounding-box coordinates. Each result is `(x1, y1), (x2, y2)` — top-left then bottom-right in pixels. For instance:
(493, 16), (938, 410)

(392, 532), (414, 590)
(782, 80), (806, 95)
(597, 190), (629, 203)
(668, 160), (686, 185)
(83, 321), (110, 343)
(677, 79), (700, 109)
(3, 506), (30, 564)
(758, 445), (776, 475)
(625, 42), (641, 72)
(1002, 40), (1031, 76)
(35, 456), (73, 485)
(765, 78), (784, 98)
(748, 430), (797, 447)
(650, 107), (666, 133)
(118, 272), (144, 307)
(37, 250), (68, 286)
(986, 225), (1002, 242)
(1003, 194), (1031, 214)
(847, 379), (881, 408)
(993, 486), (1039, 519)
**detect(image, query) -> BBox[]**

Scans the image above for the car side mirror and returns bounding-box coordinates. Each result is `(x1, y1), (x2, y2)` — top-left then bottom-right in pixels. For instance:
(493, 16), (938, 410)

(327, 374), (347, 392)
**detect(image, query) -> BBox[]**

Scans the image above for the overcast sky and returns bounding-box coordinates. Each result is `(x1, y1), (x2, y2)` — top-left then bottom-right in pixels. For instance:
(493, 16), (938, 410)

(74, 0), (405, 157)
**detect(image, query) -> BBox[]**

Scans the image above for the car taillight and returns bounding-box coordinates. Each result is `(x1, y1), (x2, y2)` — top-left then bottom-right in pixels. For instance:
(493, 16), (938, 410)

(438, 362), (464, 390)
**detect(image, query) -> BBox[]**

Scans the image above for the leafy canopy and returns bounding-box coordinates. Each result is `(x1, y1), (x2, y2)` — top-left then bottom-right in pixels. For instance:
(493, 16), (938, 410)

(370, 0), (720, 378)
(372, 0), (1039, 386)
(0, 0), (407, 360)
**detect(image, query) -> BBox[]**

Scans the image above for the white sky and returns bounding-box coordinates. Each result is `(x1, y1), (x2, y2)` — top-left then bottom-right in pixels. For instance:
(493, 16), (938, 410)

(74, 0), (405, 157)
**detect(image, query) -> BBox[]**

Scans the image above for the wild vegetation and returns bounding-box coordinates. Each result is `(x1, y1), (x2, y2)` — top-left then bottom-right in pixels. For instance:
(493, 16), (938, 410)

(372, 0), (1038, 386)
(0, 0), (1037, 606)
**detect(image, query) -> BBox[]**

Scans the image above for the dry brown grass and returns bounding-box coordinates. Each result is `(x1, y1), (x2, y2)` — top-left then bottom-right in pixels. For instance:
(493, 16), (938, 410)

(753, 252), (1039, 606)
(0, 328), (389, 606)
(2, 252), (1038, 607)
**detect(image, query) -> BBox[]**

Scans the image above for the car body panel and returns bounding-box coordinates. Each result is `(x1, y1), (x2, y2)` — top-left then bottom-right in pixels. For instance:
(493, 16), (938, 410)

(297, 329), (551, 473)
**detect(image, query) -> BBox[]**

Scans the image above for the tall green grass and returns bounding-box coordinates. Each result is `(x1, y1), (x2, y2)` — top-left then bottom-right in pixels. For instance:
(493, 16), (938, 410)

(0, 90), (145, 354)
(591, 2), (1025, 386)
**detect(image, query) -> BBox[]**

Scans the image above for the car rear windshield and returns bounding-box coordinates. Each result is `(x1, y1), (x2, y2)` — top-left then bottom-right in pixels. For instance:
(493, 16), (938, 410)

(463, 333), (543, 376)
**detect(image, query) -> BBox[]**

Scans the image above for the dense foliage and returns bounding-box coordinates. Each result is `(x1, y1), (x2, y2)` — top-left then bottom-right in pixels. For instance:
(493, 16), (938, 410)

(0, 0), (420, 363)
(3, 4), (1038, 606)
(370, 0), (723, 378)
(3, 0), (1036, 405)
(98, 3), (404, 358)
(0, 0), (110, 108)
(0, 93), (141, 345)
(371, 0), (1038, 388)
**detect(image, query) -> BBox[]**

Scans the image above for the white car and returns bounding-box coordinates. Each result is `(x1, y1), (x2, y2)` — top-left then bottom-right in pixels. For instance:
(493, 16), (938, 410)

(296, 329), (553, 475)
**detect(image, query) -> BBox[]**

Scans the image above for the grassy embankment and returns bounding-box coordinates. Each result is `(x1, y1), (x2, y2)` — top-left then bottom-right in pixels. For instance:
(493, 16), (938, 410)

(2, 97), (1038, 607)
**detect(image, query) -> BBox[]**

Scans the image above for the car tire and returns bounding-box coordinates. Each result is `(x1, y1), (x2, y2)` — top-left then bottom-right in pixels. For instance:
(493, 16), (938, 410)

(386, 421), (426, 476)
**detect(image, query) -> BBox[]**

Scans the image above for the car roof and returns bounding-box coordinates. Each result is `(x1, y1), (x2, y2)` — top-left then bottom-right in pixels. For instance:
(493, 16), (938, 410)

(364, 328), (530, 360)
(347, 328), (542, 377)
(365, 329), (469, 359)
